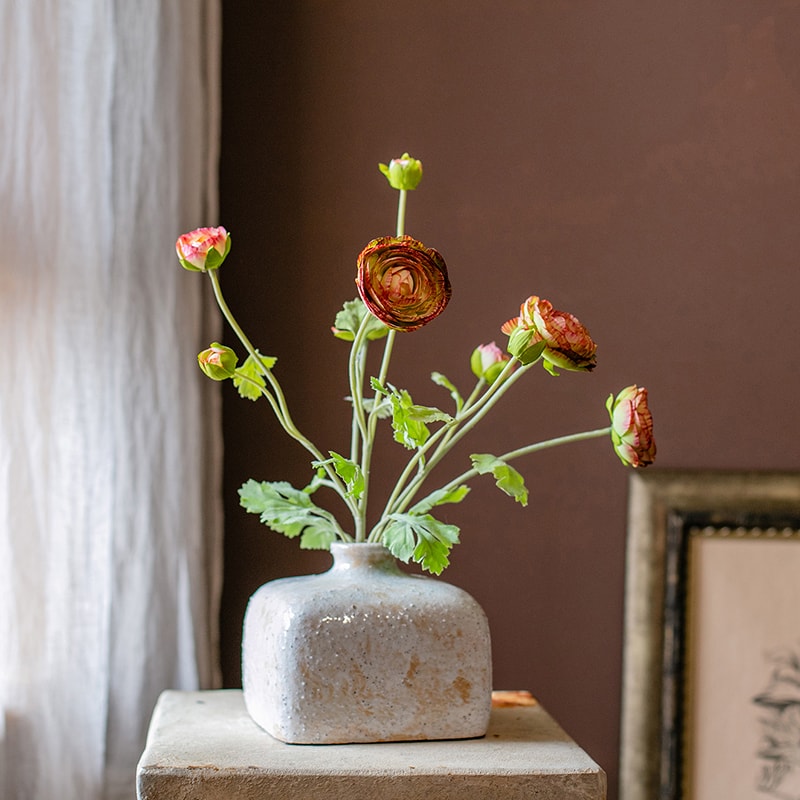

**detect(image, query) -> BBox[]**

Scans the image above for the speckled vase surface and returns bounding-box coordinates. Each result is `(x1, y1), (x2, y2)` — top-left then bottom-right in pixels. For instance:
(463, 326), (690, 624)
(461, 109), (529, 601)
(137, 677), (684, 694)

(241, 542), (492, 744)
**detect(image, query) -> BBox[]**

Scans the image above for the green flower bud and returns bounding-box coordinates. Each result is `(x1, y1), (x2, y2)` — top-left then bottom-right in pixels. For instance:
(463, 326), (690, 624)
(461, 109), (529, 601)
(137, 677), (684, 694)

(198, 343), (238, 380)
(378, 153), (423, 191)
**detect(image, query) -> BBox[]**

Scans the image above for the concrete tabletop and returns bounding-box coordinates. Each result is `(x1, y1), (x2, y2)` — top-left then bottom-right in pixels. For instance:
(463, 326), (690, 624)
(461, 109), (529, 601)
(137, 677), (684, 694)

(136, 689), (606, 799)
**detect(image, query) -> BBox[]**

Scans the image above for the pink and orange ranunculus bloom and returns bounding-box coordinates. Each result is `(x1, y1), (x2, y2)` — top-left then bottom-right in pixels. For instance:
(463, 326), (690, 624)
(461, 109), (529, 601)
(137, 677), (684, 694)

(176, 226), (231, 272)
(501, 296), (597, 372)
(607, 385), (656, 467)
(356, 235), (451, 332)
(500, 295), (597, 372)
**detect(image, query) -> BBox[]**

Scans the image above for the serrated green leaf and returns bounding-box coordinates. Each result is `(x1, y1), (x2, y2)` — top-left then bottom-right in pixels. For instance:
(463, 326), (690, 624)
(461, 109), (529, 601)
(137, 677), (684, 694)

(410, 485), (470, 514)
(238, 479), (338, 549)
(389, 388), (452, 450)
(431, 371), (463, 412)
(233, 351), (275, 401)
(333, 298), (389, 341)
(324, 451), (365, 500)
(470, 454), (529, 507)
(382, 512), (460, 575)
(381, 519), (417, 563)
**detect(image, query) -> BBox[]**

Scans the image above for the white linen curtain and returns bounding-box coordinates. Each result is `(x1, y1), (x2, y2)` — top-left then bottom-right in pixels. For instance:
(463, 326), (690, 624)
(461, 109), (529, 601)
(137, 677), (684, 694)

(0, 2), (224, 798)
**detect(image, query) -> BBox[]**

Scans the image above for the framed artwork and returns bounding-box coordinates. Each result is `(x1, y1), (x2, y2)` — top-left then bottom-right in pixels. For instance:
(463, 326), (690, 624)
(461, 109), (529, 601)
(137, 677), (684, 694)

(619, 470), (800, 800)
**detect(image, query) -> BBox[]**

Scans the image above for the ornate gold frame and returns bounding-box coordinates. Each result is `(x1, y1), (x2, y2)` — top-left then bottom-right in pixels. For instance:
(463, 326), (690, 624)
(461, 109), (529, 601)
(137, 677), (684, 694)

(618, 470), (800, 800)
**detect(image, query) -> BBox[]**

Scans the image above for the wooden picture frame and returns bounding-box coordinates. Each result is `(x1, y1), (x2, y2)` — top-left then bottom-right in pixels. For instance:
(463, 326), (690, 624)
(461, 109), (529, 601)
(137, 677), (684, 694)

(619, 470), (800, 800)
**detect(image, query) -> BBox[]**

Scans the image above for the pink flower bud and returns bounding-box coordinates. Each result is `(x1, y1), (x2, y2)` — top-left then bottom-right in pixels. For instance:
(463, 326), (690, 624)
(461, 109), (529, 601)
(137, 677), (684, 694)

(176, 226), (230, 272)
(606, 385), (656, 467)
(501, 295), (597, 373)
(197, 343), (238, 380)
(470, 342), (510, 384)
(356, 235), (451, 332)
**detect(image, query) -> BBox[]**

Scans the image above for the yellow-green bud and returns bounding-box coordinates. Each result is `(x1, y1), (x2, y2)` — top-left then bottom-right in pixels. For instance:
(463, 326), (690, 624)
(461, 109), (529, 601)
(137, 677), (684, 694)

(378, 153), (423, 191)
(198, 343), (238, 380)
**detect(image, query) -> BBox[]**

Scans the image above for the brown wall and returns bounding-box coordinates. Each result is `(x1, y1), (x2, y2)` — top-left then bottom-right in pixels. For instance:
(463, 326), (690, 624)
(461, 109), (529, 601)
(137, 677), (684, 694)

(218, 4), (800, 797)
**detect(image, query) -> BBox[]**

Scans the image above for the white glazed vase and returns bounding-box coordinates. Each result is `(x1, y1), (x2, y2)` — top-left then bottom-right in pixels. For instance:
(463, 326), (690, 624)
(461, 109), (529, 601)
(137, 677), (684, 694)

(241, 542), (492, 744)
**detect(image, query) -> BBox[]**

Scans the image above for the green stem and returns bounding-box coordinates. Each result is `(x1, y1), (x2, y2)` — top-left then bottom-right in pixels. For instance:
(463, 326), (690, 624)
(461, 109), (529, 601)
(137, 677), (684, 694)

(439, 426), (614, 496)
(396, 189), (408, 238)
(382, 358), (528, 520)
(348, 314), (373, 445)
(355, 186), (411, 541)
(349, 345), (366, 464)
(208, 270), (356, 518)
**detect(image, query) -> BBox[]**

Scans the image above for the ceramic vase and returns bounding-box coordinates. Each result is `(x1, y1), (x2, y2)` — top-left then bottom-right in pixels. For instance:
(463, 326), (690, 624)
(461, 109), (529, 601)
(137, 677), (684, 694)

(241, 542), (492, 743)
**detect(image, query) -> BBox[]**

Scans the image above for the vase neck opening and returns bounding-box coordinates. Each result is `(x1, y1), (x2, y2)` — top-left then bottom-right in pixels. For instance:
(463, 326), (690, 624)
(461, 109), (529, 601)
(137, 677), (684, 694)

(330, 542), (401, 573)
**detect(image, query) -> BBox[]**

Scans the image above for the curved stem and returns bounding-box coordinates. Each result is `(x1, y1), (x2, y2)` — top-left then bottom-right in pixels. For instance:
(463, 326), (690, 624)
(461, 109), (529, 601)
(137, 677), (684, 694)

(208, 270), (357, 520)
(437, 426), (614, 498)
(348, 314), (373, 445)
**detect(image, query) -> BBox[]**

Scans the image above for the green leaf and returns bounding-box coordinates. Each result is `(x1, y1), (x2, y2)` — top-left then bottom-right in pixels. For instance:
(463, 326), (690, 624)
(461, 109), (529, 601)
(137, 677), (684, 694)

(410, 485), (470, 514)
(431, 371), (463, 412)
(389, 388), (452, 450)
(312, 451), (365, 500)
(470, 454), (529, 507)
(382, 512), (461, 575)
(362, 397), (393, 419)
(238, 479), (339, 549)
(233, 351), (276, 401)
(380, 518), (417, 563)
(332, 298), (389, 341)
(349, 378), (393, 419)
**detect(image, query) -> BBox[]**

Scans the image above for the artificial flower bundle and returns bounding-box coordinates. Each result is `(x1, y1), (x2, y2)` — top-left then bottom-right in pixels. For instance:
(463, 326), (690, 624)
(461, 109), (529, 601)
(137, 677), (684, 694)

(176, 154), (656, 574)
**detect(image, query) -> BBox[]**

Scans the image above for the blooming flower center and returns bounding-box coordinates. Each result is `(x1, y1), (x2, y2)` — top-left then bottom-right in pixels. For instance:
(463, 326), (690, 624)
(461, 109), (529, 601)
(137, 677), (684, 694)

(382, 267), (416, 302)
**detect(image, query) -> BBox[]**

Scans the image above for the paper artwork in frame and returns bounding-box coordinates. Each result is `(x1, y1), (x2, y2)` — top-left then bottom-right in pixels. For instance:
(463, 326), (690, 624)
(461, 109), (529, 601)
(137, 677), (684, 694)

(619, 470), (800, 800)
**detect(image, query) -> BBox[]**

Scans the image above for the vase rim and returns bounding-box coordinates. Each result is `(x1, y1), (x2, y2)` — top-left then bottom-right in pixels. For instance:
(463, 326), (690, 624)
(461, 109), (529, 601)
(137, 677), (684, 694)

(331, 541), (389, 550)
(329, 541), (400, 571)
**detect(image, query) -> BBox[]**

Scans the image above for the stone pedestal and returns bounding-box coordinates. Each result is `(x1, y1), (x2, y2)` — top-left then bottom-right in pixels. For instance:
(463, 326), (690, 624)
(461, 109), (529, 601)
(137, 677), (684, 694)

(136, 689), (606, 799)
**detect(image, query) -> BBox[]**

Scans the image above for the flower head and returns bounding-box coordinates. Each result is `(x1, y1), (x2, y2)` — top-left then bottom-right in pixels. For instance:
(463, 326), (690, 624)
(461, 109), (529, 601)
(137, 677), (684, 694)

(378, 153), (424, 191)
(606, 385), (656, 467)
(501, 296), (597, 373)
(198, 343), (238, 380)
(470, 342), (511, 385)
(356, 235), (451, 331)
(176, 226), (230, 272)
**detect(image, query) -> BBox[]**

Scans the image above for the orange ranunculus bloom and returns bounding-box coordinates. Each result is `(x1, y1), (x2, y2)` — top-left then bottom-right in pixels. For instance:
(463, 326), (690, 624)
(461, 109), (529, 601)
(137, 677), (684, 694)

(501, 296), (597, 372)
(356, 236), (451, 332)
(607, 385), (656, 467)
(176, 226), (230, 272)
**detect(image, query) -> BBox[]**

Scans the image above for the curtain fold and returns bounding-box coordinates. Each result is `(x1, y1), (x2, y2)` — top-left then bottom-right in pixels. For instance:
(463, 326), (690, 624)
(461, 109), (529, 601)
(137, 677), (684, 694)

(0, 2), (223, 798)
